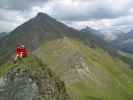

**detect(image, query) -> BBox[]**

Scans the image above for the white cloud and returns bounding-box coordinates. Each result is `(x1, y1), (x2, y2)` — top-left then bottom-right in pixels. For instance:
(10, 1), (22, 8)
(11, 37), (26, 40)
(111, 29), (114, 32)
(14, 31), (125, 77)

(37, 0), (133, 32)
(46, 0), (132, 21)
(0, 9), (27, 32)
(64, 19), (112, 30)
(0, 0), (133, 33)
(0, 20), (17, 32)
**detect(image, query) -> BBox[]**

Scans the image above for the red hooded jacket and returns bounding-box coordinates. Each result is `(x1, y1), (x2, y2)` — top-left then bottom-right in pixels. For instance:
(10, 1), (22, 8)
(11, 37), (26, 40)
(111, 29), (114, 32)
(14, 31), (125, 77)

(16, 47), (28, 57)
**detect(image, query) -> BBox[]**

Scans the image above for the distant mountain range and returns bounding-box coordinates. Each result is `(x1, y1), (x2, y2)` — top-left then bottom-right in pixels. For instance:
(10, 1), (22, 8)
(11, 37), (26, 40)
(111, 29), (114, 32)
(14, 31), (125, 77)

(81, 27), (126, 42)
(110, 30), (133, 53)
(0, 32), (8, 38)
(0, 12), (133, 100)
(81, 26), (104, 39)
(101, 30), (125, 41)
(82, 27), (133, 53)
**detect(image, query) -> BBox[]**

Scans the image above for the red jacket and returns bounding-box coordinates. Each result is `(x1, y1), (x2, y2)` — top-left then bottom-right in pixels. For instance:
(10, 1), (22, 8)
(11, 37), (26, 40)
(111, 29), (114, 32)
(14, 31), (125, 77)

(16, 47), (21, 56)
(16, 47), (28, 57)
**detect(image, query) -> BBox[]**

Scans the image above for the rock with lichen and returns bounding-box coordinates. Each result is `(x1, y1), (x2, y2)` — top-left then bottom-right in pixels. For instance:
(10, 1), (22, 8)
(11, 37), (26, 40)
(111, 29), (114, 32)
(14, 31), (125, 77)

(0, 56), (69, 100)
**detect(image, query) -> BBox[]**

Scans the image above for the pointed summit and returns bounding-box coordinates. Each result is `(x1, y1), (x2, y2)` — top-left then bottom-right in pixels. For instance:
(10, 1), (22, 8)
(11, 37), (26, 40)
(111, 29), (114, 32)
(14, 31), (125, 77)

(36, 12), (49, 18)
(0, 12), (105, 64)
(37, 12), (49, 16)
(35, 12), (55, 22)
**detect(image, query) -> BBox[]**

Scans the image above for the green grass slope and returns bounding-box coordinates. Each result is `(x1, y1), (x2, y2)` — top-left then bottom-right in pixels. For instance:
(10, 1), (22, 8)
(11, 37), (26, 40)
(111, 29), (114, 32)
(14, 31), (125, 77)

(34, 37), (133, 100)
(118, 51), (133, 68)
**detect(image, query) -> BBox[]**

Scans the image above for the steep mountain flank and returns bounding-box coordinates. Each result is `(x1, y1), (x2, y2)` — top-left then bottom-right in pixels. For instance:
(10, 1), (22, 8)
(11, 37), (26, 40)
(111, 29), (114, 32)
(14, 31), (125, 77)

(34, 37), (133, 100)
(0, 13), (106, 65)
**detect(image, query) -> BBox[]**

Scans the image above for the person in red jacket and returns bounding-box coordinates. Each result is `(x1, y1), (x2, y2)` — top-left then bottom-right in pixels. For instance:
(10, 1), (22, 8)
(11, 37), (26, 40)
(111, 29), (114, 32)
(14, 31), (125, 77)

(14, 45), (28, 62)
(16, 46), (21, 57)
(19, 45), (28, 57)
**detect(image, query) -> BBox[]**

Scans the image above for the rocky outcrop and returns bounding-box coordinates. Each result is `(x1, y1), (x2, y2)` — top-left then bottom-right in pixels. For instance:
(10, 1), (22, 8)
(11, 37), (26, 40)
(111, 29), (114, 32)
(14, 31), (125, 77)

(0, 56), (69, 100)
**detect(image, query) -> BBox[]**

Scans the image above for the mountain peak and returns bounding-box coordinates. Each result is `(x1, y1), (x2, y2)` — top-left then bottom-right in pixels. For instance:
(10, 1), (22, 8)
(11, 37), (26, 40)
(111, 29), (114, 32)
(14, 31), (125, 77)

(85, 26), (91, 30)
(33, 12), (57, 23)
(37, 12), (47, 17)
(35, 12), (51, 20)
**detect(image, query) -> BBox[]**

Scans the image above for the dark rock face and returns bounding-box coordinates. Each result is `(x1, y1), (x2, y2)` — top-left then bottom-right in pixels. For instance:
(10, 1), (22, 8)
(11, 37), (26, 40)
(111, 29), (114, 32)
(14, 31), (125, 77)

(0, 57), (69, 100)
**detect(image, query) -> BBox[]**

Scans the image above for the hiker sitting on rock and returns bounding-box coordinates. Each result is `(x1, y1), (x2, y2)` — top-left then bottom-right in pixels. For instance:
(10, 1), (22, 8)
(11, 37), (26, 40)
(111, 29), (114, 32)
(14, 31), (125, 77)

(14, 44), (28, 62)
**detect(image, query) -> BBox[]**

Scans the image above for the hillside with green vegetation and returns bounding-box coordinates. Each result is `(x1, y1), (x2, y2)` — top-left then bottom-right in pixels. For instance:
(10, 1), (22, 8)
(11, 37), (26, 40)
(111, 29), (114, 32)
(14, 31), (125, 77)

(0, 12), (133, 100)
(35, 37), (133, 100)
(0, 13), (106, 65)
(118, 51), (133, 68)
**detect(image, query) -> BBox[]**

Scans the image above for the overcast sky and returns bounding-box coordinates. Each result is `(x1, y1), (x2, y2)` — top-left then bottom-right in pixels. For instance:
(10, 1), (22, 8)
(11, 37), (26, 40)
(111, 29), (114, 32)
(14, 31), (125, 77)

(0, 0), (133, 33)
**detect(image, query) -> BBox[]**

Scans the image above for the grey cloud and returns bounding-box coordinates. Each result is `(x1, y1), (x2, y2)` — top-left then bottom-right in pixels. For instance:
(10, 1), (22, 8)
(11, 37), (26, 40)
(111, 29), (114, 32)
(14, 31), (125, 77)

(0, 0), (133, 33)
(0, 0), (49, 11)
(55, 8), (127, 21)
(51, 1), (131, 21)
(0, 20), (18, 32)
